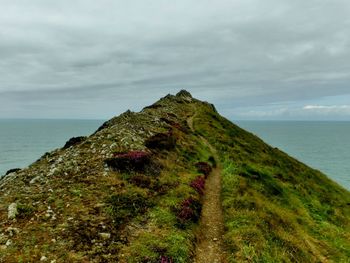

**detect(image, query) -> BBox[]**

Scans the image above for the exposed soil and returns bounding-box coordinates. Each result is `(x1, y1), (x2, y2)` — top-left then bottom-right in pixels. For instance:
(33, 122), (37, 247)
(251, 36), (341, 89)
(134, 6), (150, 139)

(188, 115), (227, 263)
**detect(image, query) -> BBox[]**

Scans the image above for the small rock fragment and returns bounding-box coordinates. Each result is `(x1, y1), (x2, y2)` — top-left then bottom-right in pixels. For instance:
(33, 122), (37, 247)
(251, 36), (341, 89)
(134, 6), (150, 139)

(5, 227), (19, 237)
(5, 240), (12, 247)
(8, 203), (18, 219)
(30, 175), (42, 184)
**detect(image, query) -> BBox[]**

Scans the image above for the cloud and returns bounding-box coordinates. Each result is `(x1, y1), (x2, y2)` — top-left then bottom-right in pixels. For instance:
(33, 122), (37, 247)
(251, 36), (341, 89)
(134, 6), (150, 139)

(226, 102), (350, 121)
(1, 0), (350, 119)
(303, 105), (350, 115)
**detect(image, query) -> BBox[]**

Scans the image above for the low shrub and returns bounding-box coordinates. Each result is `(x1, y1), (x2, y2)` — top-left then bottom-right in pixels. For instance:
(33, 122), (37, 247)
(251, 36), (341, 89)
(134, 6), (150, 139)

(130, 174), (152, 188)
(195, 162), (212, 178)
(176, 198), (202, 226)
(208, 156), (217, 168)
(145, 132), (176, 151)
(105, 151), (152, 172)
(160, 256), (173, 263)
(190, 176), (205, 195)
(17, 203), (35, 219)
(5, 168), (21, 175)
(63, 136), (86, 149)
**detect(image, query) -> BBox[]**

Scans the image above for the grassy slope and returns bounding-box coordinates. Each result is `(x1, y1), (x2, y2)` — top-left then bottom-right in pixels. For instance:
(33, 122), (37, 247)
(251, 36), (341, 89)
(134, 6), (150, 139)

(193, 104), (350, 262)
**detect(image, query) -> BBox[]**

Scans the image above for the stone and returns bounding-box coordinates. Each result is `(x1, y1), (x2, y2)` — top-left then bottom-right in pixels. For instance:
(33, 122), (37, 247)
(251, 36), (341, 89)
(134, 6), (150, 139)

(5, 227), (19, 237)
(8, 203), (18, 219)
(5, 239), (12, 246)
(40, 256), (48, 261)
(30, 175), (43, 184)
(176, 89), (192, 98)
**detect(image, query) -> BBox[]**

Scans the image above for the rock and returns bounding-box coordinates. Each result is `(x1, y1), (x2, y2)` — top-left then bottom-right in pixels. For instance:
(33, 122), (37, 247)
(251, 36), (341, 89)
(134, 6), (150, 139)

(40, 255), (48, 261)
(5, 239), (12, 246)
(176, 89), (192, 98)
(99, 233), (111, 240)
(30, 175), (43, 184)
(5, 227), (19, 237)
(213, 238), (218, 242)
(8, 203), (18, 219)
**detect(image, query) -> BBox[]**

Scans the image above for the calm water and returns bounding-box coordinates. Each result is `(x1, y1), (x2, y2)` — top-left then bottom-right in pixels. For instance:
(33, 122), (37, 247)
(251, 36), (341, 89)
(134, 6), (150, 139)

(0, 119), (103, 176)
(237, 121), (350, 190)
(0, 120), (349, 190)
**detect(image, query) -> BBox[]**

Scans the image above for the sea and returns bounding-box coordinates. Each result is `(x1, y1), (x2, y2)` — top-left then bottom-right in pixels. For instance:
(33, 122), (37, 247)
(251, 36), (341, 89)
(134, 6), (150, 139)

(0, 119), (103, 176)
(0, 119), (349, 190)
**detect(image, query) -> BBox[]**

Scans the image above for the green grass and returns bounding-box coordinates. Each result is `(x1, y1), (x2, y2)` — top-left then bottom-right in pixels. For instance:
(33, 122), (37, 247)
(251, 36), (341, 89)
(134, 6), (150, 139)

(193, 103), (350, 262)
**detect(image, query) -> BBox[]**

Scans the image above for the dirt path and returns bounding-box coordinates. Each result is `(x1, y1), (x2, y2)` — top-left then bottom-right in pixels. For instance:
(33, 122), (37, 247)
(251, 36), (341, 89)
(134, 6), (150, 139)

(187, 115), (227, 263)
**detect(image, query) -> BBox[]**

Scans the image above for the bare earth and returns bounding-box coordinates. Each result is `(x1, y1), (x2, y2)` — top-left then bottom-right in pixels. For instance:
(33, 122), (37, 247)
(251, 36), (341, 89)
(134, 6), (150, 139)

(188, 114), (227, 263)
(194, 162), (227, 263)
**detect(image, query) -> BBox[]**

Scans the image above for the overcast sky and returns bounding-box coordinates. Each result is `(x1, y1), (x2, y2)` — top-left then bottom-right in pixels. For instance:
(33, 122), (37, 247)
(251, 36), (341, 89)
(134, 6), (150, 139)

(1, 0), (350, 120)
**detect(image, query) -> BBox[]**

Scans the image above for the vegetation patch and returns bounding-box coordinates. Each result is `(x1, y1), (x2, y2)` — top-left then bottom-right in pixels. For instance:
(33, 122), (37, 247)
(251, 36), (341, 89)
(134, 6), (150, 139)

(195, 162), (212, 178)
(5, 168), (21, 175)
(176, 197), (202, 227)
(145, 131), (176, 151)
(190, 176), (205, 195)
(17, 203), (35, 219)
(160, 256), (173, 263)
(105, 151), (153, 173)
(106, 190), (152, 229)
(63, 136), (86, 149)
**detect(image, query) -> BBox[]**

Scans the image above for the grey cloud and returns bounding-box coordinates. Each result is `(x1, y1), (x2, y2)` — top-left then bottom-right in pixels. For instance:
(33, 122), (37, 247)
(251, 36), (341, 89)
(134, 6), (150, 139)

(0, 0), (350, 119)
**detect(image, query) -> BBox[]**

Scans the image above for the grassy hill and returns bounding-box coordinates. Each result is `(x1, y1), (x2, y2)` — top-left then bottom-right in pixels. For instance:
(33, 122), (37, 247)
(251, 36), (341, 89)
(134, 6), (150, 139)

(0, 90), (349, 262)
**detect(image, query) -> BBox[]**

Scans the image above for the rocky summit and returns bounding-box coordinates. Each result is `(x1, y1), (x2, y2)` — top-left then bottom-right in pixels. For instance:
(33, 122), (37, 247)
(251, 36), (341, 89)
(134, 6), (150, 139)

(0, 91), (349, 263)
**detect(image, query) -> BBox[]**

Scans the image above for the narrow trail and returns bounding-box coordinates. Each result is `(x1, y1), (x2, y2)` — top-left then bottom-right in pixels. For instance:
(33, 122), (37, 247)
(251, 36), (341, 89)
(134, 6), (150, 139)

(187, 115), (227, 263)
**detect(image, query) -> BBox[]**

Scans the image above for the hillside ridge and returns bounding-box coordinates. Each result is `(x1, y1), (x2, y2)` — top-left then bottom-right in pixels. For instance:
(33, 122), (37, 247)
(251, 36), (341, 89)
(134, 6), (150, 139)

(1, 90), (349, 263)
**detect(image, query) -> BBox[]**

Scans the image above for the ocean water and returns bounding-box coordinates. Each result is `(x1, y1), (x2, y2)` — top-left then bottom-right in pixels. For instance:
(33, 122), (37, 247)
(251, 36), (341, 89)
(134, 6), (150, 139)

(0, 119), (103, 176)
(237, 121), (350, 190)
(0, 120), (349, 191)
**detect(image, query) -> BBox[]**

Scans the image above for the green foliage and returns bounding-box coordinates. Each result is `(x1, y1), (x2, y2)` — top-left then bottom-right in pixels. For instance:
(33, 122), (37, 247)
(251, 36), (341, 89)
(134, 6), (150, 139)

(193, 103), (350, 262)
(106, 190), (152, 228)
(17, 203), (35, 219)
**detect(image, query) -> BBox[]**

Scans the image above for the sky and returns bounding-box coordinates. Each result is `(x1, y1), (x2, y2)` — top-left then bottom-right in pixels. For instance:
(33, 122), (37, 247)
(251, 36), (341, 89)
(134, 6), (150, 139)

(1, 0), (350, 120)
